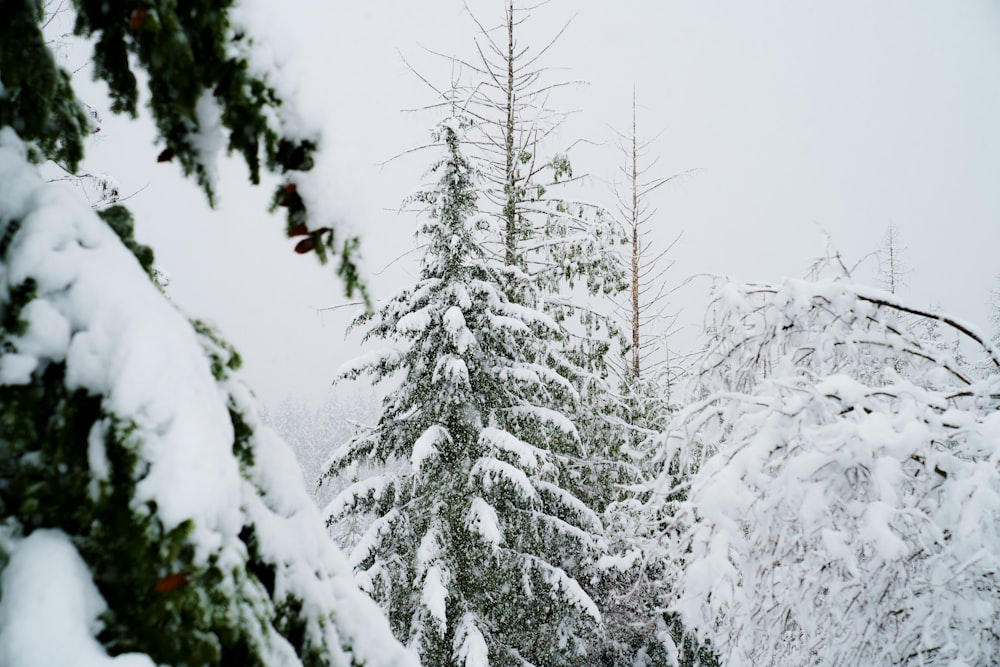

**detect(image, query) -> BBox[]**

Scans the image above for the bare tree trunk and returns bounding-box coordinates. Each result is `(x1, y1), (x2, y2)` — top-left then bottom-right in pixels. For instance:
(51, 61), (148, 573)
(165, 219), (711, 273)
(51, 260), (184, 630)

(504, 0), (517, 267)
(630, 92), (641, 379)
(612, 90), (691, 383)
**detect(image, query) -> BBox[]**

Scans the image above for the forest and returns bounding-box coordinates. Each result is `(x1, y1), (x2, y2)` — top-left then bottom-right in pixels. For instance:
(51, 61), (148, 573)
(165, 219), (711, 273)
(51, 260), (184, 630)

(1, 1), (998, 667)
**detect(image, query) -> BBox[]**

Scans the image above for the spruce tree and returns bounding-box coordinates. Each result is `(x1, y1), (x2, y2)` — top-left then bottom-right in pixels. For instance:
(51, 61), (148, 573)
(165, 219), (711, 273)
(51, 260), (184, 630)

(0, 2), (409, 665)
(324, 114), (603, 667)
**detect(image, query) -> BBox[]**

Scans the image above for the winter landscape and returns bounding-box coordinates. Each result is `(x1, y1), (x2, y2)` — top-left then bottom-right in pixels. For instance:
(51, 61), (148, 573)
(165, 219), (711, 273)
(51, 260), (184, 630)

(1, 1), (999, 666)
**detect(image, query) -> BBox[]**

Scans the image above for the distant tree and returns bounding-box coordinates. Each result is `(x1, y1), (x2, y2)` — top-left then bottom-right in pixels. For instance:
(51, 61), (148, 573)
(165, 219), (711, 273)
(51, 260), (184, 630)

(263, 389), (379, 508)
(660, 261), (1000, 666)
(990, 274), (1000, 350)
(324, 113), (603, 666)
(0, 3), (410, 665)
(877, 223), (910, 296)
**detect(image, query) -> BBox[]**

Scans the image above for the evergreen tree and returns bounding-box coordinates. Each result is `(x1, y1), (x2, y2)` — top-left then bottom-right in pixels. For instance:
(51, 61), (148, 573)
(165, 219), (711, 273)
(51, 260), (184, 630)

(456, 0), (633, 552)
(324, 114), (603, 667)
(427, 0), (625, 390)
(0, 2), (410, 665)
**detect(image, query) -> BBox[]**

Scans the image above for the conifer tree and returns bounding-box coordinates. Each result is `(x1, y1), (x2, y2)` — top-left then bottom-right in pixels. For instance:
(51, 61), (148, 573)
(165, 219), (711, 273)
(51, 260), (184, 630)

(423, 0), (625, 363)
(452, 0), (633, 532)
(0, 3), (410, 665)
(324, 114), (603, 667)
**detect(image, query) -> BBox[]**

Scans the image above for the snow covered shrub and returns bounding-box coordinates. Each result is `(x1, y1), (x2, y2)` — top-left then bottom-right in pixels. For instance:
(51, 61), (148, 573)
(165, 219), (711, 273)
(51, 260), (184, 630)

(661, 274), (1000, 666)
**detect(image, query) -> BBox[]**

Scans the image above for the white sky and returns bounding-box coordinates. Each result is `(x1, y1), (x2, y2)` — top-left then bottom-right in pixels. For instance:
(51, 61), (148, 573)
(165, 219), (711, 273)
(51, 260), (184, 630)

(66, 0), (1000, 407)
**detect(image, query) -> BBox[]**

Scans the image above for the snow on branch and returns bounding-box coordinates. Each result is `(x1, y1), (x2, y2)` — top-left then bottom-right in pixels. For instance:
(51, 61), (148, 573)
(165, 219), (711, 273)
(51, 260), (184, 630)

(471, 457), (538, 502)
(659, 274), (1000, 666)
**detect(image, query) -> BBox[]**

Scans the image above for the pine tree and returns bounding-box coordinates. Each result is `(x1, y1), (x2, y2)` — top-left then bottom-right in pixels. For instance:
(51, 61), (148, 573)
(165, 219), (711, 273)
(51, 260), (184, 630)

(0, 3), (410, 665)
(432, 0), (625, 362)
(456, 0), (633, 533)
(324, 114), (603, 667)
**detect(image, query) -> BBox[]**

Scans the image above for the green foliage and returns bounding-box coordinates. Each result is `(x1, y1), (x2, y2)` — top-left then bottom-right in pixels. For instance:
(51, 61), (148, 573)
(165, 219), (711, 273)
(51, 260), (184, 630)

(192, 319), (244, 380)
(72, 0), (284, 199)
(0, 0), (366, 299)
(0, 4), (401, 662)
(1, 275), (37, 342)
(327, 118), (602, 666)
(0, 0), (90, 170)
(0, 363), (269, 665)
(99, 205), (156, 278)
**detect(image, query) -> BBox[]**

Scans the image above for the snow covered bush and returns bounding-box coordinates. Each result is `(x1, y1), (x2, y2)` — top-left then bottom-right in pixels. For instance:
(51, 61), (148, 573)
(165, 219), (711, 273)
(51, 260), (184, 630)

(323, 115), (604, 666)
(660, 271), (1000, 666)
(0, 2), (413, 666)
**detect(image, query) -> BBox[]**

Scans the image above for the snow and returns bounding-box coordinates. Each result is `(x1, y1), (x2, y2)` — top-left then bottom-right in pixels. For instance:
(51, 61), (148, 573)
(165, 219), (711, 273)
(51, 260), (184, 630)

(479, 427), (541, 469)
(420, 565), (449, 636)
(0, 530), (155, 667)
(397, 308), (432, 333)
(10, 298), (71, 365)
(192, 92), (225, 192)
(229, 387), (419, 667)
(466, 497), (504, 548)
(0, 353), (36, 384)
(453, 614), (489, 667)
(335, 347), (403, 379)
(433, 355), (469, 385)
(0, 128), (417, 667)
(411, 424), (447, 471)
(86, 420), (111, 492)
(350, 508), (401, 569)
(443, 305), (466, 332)
(508, 405), (578, 434)
(663, 276), (1000, 666)
(594, 548), (640, 573)
(324, 474), (390, 518)
(527, 556), (602, 623)
(0, 129), (243, 561)
(443, 305), (475, 352)
(533, 480), (603, 532)
(471, 457), (538, 501)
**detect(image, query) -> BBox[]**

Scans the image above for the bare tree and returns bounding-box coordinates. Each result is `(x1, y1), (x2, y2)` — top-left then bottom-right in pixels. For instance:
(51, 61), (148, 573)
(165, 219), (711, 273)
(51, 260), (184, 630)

(611, 90), (690, 382)
(878, 223), (910, 295)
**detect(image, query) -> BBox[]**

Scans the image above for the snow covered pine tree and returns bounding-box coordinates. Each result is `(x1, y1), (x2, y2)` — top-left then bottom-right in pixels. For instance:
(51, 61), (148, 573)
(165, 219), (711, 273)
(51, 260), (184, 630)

(0, 2), (412, 666)
(324, 115), (604, 666)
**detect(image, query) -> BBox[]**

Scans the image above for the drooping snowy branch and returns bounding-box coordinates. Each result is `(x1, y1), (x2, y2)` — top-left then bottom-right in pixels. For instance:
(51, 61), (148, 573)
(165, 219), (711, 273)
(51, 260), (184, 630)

(659, 275), (1000, 666)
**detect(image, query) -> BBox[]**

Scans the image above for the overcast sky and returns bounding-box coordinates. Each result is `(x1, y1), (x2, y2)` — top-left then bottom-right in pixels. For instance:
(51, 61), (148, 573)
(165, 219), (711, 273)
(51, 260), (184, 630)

(67, 0), (1000, 407)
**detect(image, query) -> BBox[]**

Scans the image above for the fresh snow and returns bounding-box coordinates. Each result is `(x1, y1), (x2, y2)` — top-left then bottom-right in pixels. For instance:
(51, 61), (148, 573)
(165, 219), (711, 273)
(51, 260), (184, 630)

(411, 424), (448, 470)
(471, 457), (538, 502)
(0, 530), (156, 667)
(0, 129), (417, 667)
(466, 497), (504, 548)
(0, 128), (243, 560)
(478, 427), (541, 469)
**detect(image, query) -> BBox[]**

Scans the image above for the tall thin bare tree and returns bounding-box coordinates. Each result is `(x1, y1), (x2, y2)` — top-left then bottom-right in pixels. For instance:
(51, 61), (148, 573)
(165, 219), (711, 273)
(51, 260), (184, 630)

(612, 91), (687, 382)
